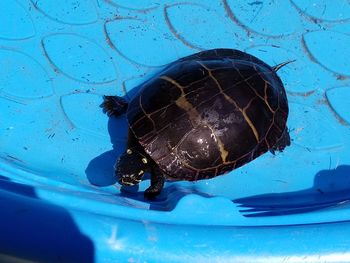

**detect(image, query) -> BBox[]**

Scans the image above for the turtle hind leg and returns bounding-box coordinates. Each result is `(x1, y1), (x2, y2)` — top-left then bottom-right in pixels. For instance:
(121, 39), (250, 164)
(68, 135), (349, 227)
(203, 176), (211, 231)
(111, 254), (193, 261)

(102, 95), (128, 117)
(270, 127), (291, 155)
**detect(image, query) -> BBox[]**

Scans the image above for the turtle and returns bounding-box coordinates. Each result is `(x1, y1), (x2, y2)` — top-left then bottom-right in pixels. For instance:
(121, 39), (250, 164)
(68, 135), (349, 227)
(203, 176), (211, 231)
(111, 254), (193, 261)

(102, 48), (291, 199)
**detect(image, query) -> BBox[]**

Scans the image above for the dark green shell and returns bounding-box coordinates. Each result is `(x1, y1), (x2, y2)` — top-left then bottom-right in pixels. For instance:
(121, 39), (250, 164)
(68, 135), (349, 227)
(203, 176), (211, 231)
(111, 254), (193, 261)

(126, 49), (289, 181)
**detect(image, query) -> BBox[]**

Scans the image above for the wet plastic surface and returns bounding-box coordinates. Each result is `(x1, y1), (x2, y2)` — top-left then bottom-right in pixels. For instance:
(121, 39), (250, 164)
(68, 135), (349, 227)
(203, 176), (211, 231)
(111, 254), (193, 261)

(1, 0), (350, 262)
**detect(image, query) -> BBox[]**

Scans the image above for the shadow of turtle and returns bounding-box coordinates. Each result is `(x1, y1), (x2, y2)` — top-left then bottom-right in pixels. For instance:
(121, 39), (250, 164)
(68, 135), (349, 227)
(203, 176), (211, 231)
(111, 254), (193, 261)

(234, 164), (350, 217)
(85, 115), (128, 186)
(85, 76), (148, 188)
(0, 175), (94, 262)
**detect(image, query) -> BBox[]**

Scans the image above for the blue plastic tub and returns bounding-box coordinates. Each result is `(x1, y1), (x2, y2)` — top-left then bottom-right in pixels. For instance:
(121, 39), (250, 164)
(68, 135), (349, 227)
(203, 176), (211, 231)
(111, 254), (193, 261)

(1, 0), (350, 262)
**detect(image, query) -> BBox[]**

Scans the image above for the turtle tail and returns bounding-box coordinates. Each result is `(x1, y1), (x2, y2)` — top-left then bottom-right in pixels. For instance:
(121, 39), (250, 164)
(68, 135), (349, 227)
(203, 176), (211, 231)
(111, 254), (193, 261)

(101, 95), (128, 117)
(272, 60), (296, 72)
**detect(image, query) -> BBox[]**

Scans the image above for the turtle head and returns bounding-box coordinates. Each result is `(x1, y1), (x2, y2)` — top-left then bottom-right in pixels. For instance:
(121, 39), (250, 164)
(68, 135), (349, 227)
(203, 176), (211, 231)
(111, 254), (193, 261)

(116, 148), (149, 186)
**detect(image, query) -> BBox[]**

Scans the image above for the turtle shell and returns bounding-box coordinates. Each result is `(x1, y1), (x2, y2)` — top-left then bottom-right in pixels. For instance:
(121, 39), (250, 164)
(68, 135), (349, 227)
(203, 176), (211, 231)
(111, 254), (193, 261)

(126, 49), (289, 181)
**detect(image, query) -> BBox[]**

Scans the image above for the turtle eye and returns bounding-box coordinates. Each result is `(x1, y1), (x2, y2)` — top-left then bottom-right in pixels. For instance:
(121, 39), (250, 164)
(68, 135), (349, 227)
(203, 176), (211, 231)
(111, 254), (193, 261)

(142, 158), (148, 164)
(127, 149), (133, 155)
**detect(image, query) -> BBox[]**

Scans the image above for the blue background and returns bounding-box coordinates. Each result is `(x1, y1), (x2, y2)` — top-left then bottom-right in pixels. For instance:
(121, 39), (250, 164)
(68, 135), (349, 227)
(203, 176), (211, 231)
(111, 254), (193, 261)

(1, 0), (350, 262)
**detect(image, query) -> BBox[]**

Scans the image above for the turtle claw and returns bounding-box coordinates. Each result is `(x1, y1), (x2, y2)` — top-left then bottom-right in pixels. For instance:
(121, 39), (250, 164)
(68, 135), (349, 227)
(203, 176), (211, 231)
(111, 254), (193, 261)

(144, 186), (162, 199)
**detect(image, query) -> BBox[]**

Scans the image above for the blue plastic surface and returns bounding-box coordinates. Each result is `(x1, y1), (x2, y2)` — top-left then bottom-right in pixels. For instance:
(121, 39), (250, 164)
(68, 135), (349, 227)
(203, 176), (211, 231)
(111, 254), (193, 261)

(1, 0), (350, 262)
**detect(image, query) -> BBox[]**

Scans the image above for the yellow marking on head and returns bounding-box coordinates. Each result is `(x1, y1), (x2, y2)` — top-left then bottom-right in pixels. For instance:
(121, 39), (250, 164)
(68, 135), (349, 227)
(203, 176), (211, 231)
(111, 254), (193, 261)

(122, 180), (135, 186)
(142, 158), (148, 164)
(127, 149), (133, 154)
(138, 170), (144, 175)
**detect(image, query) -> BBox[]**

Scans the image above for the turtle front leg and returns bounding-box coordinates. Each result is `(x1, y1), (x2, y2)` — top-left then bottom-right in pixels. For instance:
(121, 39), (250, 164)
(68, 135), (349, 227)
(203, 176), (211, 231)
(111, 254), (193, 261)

(144, 165), (165, 199)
